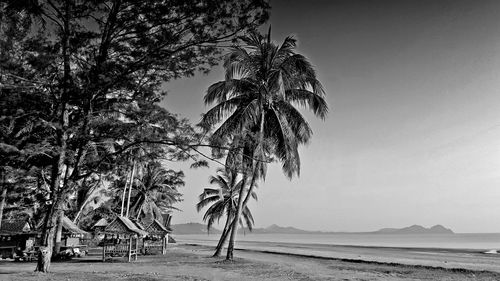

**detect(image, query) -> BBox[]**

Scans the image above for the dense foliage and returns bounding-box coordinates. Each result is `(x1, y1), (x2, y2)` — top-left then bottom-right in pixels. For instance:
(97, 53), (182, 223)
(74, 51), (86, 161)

(0, 0), (269, 271)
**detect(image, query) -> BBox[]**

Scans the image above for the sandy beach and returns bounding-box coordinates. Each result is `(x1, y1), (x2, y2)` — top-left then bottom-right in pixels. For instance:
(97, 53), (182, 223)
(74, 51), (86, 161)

(176, 234), (500, 272)
(1, 243), (500, 281)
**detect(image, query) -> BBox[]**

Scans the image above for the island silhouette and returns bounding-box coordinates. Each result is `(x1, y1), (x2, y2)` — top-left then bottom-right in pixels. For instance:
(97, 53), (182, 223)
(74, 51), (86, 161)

(171, 223), (454, 235)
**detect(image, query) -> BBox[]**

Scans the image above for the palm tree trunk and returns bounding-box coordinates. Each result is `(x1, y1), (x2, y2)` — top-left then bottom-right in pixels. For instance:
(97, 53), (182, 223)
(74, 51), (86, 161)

(225, 174), (246, 260)
(0, 168), (6, 229)
(0, 186), (6, 229)
(73, 182), (98, 223)
(213, 215), (233, 257)
(214, 165), (238, 257)
(134, 194), (144, 220)
(126, 160), (137, 218)
(226, 109), (265, 260)
(120, 163), (132, 216)
(237, 108), (266, 228)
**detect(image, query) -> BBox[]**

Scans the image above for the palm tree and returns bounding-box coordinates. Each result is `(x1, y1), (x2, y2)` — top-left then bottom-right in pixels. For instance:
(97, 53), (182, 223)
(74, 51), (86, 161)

(129, 162), (184, 222)
(201, 28), (328, 259)
(196, 168), (256, 257)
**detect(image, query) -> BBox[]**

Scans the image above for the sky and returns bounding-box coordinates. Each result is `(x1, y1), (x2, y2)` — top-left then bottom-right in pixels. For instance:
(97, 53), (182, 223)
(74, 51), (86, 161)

(160, 0), (500, 233)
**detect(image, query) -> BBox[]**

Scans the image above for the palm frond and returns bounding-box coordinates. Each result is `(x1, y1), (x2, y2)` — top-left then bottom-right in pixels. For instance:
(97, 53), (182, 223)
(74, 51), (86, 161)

(284, 89), (328, 119)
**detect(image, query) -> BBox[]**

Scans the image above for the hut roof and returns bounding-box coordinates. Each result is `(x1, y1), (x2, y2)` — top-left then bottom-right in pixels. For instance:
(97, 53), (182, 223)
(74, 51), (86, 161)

(103, 216), (148, 237)
(145, 219), (171, 236)
(62, 217), (88, 236)
(93, 218), (108, 228)
(131, 219), (146, 231)
(0, 219), (34, 235)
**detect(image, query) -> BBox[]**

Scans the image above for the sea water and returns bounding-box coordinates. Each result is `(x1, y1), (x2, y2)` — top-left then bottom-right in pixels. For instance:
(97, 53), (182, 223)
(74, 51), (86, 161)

(176, 232), (500, 250)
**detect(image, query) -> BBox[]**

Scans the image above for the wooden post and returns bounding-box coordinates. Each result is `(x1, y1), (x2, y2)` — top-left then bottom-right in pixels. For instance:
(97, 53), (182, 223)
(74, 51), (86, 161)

(128, 236), (132, 262)
(134, 237), (138, 261)
(141, 238), (145, 255)
(102, 244), (105, 262)
(162, 236), (166, 255)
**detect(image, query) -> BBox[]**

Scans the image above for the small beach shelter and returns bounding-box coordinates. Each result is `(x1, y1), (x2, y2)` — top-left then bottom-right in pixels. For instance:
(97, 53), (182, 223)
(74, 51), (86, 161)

(0, 219), (38, 259)
(101, 216), (148, 262)
(144, 219), (171, 255)
(92, 218), (108, 233)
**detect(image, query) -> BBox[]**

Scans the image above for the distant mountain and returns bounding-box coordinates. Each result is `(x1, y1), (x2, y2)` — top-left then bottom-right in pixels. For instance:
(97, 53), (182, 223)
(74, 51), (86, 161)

(242, 224), (311, 234)
(373, 224), (454, 234)
(171, 223), (221, 235)
(171, 223), (454, 235)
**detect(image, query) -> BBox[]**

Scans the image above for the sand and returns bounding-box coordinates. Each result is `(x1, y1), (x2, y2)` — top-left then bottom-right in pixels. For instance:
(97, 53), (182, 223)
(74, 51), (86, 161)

(1, 244), (500, 280)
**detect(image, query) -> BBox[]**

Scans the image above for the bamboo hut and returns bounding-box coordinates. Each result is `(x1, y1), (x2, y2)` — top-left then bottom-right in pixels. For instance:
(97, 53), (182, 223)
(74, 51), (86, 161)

(143, 219), (171, 255)
(0, 219), (38, 260)
(101, 216), (148, 262)
(92, 218), (108, 233)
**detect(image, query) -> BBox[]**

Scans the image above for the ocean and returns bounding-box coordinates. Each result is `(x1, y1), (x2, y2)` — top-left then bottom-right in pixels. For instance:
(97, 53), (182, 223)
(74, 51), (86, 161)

(175, 232), (500, 250)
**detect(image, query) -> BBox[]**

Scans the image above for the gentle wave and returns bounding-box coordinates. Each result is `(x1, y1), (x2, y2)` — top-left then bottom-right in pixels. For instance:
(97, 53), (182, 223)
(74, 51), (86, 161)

(175, 232), (500, 250)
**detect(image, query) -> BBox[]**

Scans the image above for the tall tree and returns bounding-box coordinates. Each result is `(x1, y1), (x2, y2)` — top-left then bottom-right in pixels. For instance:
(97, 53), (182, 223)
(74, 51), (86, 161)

(201, 29), (328, 259)
(0, 0), (269, 271)
(130, 161), (184, 221)
(196, 168), (256, 256)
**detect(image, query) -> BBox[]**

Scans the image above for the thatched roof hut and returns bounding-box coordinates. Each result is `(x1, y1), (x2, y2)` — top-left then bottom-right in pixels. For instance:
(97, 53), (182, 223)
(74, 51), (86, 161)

(103, 216), (148, 237)
(145, 219), (171, 237)
(0, 219), (36, 235)
(0, 219), (38, 258)
(92, 218), (108, 233)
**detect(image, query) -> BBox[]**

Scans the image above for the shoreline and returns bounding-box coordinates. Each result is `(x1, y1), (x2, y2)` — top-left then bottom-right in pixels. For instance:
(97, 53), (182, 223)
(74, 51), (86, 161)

(176, 238), (500, 273)
(2, 244), (500, 280)
(186, 243), (496, 275)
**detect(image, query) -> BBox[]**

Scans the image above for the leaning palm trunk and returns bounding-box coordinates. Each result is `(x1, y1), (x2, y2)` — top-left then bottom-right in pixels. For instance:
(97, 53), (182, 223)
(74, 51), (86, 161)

(225, 174), (247, 260)
(126, 161), (137, 218)
(120, 164), (132, 216)
(73, 180), (100, 223)
(0, 187), (6, 229)
(0, 169), (6, 229)
(214, 166), (237, 257)
(224, 167), (258, 259)
(226, 109), (265, 260)
(213, 215), (234, 257)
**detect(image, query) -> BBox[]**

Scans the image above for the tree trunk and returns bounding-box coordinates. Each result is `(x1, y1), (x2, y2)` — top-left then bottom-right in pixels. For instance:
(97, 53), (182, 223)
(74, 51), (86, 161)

(54, 211), (64, 254)
(126, 160), (136, 218)
(36, 0), (71, 272)
(0, 186), (6, 229)
(73, 182), (98, 223)
(0, 169), (6, 229)
(213, 216), (233, 257)
(36, 195), (63, 272)
(120, 164), (131, 216)
(226, 108), (265, 260)
(226, 107), (265, 260)
(225, 174), (247, 260)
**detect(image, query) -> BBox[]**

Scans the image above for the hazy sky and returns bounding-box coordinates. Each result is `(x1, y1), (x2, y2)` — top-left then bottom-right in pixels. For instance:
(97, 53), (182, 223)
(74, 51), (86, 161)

(160, 0), (500, 233)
